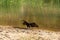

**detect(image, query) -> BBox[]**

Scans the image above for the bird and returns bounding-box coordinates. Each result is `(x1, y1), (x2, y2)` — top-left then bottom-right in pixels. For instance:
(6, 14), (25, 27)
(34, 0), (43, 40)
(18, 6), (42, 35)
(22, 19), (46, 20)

(22, 20), (38, 28)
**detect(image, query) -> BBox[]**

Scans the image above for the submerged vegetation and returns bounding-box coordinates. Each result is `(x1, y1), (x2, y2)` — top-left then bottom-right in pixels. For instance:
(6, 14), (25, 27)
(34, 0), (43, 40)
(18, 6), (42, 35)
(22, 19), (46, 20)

(0, 0), (60, 31)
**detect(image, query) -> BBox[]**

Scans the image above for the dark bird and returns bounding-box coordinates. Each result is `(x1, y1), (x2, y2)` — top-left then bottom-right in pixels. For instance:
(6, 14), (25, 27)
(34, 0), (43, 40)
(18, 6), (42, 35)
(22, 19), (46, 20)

(22, 20), (38, 28)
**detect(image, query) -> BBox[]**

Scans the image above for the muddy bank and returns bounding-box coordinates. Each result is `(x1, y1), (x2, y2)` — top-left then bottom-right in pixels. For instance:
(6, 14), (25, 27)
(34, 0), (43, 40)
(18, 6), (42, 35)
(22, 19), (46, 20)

(0, 25), (60, 40)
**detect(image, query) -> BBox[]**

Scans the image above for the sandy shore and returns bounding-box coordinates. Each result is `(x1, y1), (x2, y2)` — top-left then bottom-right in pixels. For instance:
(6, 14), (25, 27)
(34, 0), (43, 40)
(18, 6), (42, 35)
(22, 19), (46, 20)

(0, 25), (60, 40)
